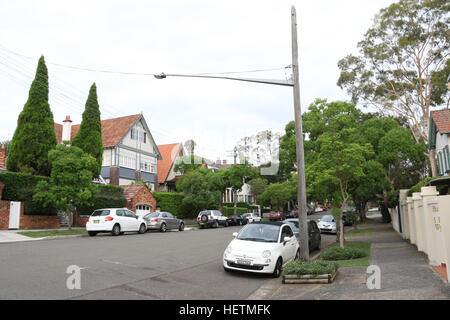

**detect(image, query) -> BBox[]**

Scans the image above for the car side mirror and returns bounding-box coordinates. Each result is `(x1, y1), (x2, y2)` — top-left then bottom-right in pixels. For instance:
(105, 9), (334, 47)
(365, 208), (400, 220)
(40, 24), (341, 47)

(232, 232), (238, 238)
(283, 236), (291, 244)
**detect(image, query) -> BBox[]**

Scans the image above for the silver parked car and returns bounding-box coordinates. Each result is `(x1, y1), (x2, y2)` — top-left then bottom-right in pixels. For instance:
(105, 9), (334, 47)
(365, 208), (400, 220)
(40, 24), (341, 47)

(142, 211), (185, 232)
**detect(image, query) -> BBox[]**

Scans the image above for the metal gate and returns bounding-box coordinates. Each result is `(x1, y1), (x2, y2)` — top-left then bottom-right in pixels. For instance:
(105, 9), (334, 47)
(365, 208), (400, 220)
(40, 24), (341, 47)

(8, 201), (21, 229)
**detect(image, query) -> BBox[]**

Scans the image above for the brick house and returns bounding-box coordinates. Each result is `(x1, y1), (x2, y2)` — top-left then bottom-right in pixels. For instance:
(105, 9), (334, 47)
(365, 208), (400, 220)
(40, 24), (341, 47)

(122, 184), (157, 216)
(54, 113), (162, 190)
(157, 143), (185, 192)
(429, 109), (450, 176)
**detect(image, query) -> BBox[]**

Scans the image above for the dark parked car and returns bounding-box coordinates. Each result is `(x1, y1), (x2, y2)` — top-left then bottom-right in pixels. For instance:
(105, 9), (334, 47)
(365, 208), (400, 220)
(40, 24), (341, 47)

(269, 211), (286, 221)
(142, 211), (184, 232)
(284, 219), (321, 251)
(226, 214), (243, 226)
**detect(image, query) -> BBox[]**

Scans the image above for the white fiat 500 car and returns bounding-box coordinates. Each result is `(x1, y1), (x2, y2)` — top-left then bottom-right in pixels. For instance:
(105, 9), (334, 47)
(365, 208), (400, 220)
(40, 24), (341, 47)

(223, 222), (299, 278)
(86, 208), (147, 237)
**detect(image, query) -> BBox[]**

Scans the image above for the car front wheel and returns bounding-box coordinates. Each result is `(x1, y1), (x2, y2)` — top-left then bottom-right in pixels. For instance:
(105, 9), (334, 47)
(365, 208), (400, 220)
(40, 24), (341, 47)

(179, 222), (184, 231)
(272, 258), (283, 278)
(160, 223), (167, 232)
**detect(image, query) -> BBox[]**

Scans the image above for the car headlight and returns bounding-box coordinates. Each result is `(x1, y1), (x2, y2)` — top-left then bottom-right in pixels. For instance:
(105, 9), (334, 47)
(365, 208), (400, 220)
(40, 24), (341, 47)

(262, 250), (271, 258)
(226, 245), (233, 254)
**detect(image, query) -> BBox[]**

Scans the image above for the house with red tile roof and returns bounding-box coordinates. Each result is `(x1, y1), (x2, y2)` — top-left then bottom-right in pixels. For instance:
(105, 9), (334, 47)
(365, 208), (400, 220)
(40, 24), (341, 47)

(157, 143), (185, 192)
(429, 109), (450, 176)
(54, 113), (162, 189)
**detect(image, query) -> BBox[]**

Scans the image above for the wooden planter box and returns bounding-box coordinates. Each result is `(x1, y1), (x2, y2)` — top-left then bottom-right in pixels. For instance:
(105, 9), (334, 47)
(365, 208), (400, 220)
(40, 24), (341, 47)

(282, 271), (338, 284)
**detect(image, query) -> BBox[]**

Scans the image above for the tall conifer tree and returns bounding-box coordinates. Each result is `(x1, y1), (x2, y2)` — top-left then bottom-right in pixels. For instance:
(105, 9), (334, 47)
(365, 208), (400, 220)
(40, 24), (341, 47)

(7, 56), (57, 176)
(71, 83), (103, 177)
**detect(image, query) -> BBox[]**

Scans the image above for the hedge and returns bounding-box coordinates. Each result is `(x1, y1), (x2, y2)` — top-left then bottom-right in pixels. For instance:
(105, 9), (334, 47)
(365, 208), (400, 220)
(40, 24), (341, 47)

(223, 202), (249, 208)
(153, 192), (185, 217)
(320, 246), (367, 261)
(0, 171), (56, 215)
(223, 206), (248, 216)
(283, 260), (339, 276)
(407, 177), (448, 197)
(76, 184), (127, 215)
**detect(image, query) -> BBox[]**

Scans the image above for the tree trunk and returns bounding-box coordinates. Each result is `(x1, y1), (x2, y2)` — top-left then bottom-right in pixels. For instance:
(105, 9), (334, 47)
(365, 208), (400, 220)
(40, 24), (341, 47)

(339, 202), (345, 248)
(428, 149), (438, 177)
(233, 190), (237, 215)
(67, 211), (72, 231)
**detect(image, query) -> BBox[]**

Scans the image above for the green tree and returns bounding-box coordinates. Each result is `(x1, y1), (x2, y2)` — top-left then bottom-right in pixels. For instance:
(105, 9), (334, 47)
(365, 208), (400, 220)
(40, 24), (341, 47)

(71, 83), (103, 177)
(7, 56), (57, 176)
(33, 144), (99, 230)
(337, 0), (449, 176)
(174, 155), (205, 174)
(219, 164), (257, 214)
(247, 177), (268, 205)
(259, 179), (296, 211)
(176, 168), (224, 215)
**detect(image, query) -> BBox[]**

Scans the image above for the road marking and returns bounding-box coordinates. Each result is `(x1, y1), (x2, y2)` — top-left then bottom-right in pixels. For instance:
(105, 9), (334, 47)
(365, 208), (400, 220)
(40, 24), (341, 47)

(101, 259), (138, 268)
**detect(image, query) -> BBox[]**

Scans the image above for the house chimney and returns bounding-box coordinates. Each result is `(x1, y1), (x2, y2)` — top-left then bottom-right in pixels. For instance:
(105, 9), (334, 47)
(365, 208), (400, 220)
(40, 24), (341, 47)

(62, 115), (72, 143)
(223, 160), (227, 165)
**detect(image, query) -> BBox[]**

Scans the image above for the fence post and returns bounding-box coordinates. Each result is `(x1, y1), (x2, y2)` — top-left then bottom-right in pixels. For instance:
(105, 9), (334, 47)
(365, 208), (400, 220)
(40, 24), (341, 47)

(421, 186), (441, 266)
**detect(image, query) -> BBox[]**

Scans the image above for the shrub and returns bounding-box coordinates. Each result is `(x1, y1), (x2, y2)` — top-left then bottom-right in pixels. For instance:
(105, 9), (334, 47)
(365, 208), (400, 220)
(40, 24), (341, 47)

(320, 246), (367, 261)
(222, 206), (248, 216)
(283, 260), (339, 276)
(153, 192), (200, 219)
(407, 177), (448, 197)
(76, 184), (127, 215)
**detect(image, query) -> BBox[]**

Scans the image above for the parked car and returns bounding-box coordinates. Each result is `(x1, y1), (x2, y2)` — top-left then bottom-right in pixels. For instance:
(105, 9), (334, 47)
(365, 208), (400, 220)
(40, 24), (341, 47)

(268, 211), (286, 221)
(307, 205), (315, 215)
(223, 221), (299, 277)
(197, 210), (228, 228)
(241, 212), (262, 225)
(226, 214), (244, 226)
(316, 215), (337, 234)
(284, 219), (321, 251)
(142, 211), (184, 232)
(86, 208), (147, 236)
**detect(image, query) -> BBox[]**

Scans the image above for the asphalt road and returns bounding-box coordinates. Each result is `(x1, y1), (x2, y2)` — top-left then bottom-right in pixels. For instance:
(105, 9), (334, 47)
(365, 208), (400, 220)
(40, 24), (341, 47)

(0, 212), (336, 300)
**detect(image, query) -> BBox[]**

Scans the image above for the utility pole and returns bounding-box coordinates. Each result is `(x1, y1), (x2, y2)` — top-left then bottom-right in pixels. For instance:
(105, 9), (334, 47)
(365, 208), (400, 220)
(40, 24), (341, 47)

(291, 6), (309, 261)
(154, 6), (309, 260)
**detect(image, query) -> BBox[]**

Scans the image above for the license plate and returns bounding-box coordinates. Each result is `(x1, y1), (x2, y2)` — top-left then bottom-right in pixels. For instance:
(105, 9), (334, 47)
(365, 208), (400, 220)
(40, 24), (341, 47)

(237, 260), (251, 265)
(200, 222), (204, 225)
(94, 220), (100, 224)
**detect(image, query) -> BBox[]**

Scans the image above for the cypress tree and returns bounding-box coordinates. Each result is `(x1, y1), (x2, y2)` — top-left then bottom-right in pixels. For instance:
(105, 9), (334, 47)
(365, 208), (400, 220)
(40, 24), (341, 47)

(7, 56), (57, 176)
(71, 83), (103, 177)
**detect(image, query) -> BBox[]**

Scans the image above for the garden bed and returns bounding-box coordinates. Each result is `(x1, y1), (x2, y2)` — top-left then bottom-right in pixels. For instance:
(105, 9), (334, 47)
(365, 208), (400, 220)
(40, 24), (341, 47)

(282, 260), (339, 284)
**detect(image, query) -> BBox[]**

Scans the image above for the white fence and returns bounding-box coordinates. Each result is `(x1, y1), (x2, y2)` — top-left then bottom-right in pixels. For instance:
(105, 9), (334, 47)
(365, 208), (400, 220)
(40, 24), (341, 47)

(394, 186), (450, 283)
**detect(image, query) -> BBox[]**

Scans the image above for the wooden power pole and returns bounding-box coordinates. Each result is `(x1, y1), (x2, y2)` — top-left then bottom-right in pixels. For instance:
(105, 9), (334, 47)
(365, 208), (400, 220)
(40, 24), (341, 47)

(291, 6), (309, 261)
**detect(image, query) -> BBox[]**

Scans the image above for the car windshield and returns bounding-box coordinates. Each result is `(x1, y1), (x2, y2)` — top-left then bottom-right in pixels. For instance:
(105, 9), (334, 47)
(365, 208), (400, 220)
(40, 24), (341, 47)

(286, 221), (299, 231)
(237, 224), (280, 243)
(91, 210), (110, 216)
(321, 215), (334, 222)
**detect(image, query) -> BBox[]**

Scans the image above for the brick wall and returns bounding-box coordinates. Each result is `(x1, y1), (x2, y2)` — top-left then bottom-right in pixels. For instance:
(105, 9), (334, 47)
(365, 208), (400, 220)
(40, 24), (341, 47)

(0, 181), (60, 230)
(126, 186), (157, 213)
(73, 212), (89, 228)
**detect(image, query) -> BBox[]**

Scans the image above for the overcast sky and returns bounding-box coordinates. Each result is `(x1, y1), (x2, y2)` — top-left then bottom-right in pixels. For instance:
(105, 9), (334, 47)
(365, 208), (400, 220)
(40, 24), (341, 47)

(0, 0), (394, 162)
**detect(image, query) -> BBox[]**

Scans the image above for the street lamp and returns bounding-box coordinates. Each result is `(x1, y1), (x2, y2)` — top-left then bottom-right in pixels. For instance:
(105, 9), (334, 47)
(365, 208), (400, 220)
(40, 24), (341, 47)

(154, 6), (309, 261)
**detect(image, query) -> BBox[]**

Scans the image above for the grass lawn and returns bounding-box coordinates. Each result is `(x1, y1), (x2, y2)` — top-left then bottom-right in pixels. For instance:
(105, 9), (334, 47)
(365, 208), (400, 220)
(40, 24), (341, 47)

(323, 242), (371, 267)
(345, 228), (374, 237)
(17, 229), (88, 238)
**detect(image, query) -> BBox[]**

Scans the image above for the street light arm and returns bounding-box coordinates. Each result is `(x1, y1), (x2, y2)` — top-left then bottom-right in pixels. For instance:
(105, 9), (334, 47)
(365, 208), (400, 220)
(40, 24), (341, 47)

(154, 72), (294, 87)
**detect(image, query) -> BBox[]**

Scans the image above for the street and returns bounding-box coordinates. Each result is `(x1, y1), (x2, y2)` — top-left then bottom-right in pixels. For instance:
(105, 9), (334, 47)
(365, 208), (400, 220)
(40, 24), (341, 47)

(0, 213), (336, 300)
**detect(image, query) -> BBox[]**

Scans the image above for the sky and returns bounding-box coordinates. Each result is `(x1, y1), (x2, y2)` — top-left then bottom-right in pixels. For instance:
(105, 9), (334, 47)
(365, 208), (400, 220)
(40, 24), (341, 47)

(0, 0), (395, 163)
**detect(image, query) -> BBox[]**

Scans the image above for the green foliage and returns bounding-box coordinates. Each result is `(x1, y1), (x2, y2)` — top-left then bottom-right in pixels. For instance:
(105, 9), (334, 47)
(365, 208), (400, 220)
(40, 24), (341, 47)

(76, 184), (127, 215)
(7, 56), (57, 176)
(176, 168), (224, 216)
(247, 178), (268, 201)
(258, 180), (296, 210)
(337, 0), (449, 154)
(33, 144), (99, 214)
(71, 83), (103, 177)
(320, 246), (367, 261)
(283, 260), (339, 276)
(174, 155), (205, 174)
(0, 171), (56, 215)
(407, 176), (448, 196)
(223, 207), (248, 216)
(152, 192), (185, 217)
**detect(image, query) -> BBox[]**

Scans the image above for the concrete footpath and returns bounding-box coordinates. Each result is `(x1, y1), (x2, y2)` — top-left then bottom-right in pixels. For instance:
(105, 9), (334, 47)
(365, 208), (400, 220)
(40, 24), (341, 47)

(248, 217), (450, 300)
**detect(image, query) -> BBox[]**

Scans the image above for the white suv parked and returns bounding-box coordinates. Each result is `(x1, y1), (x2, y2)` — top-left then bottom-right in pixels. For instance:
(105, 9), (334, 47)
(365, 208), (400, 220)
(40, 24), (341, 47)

(197, 210), (228, 229)
(86, 208), (147, 236)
